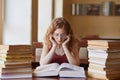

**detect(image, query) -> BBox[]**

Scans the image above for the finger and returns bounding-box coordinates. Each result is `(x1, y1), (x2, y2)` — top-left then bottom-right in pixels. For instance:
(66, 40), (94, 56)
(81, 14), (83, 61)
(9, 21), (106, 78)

(50, 36), (52, 40)
(66, 35), (70, 41)
(50, 35), (56, 43)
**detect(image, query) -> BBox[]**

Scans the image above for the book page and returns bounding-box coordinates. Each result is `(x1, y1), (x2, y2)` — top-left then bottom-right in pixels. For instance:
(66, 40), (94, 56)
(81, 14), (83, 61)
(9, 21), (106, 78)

(34, 63), (59, 72)
(58, 63), (82, 71)
(58, 63), (86, 78)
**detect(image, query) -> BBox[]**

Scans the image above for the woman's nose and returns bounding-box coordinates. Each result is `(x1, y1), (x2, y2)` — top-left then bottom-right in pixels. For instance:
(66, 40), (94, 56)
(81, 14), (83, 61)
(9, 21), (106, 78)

(58, 36), (62, 41)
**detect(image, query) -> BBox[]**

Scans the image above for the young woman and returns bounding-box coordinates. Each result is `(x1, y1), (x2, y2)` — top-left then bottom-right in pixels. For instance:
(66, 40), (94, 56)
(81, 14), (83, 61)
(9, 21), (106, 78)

(40, 17), (80, 66)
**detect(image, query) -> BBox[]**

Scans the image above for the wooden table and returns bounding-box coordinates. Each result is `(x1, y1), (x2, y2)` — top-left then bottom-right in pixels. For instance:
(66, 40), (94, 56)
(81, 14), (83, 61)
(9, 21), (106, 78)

(1, 77), (100, 80)
(1, 62), (100, 80)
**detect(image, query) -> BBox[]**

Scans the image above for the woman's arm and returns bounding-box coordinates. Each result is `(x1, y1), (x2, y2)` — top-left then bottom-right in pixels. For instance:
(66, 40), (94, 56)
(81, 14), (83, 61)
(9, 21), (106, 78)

(40, 44), (56, 65)
(62, 44), (80, 66)
(40, 36), (57, 65)
(62, 37), (80, 66)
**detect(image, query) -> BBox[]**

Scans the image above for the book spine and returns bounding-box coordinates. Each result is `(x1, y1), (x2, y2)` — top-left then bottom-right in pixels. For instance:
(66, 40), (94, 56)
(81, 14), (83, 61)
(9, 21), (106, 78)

(71, 3), (76, 16)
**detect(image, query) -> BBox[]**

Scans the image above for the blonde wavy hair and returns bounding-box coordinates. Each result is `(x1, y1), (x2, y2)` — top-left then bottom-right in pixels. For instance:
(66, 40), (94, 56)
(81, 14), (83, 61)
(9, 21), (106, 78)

(44, 17), (76, 50)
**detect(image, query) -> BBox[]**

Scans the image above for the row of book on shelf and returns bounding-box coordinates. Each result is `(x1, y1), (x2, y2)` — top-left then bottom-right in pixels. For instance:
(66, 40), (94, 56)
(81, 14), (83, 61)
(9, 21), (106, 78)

(87, 40), (120, 80)
(71, 1), (120, 16)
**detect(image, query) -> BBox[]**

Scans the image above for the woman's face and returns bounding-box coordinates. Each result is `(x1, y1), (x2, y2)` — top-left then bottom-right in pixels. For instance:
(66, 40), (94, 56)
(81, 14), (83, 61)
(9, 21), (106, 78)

(53, 28), (67, 44)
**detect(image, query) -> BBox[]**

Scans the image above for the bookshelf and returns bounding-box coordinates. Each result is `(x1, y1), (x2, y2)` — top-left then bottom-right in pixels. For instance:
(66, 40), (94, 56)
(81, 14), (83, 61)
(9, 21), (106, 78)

(62, 0), (120, 39)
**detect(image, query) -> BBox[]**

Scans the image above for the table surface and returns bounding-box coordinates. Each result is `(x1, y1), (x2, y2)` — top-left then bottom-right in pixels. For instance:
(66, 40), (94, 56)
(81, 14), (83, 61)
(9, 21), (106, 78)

(1, 77), (101, 80)
(0, 69), (101, 80)
(1, 62), (101, 80)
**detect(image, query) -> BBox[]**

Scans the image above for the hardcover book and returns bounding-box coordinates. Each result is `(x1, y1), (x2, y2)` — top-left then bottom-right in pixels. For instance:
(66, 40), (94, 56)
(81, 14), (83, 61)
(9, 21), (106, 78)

(102, 1), (114, 16)
(86, 4), (100, 15)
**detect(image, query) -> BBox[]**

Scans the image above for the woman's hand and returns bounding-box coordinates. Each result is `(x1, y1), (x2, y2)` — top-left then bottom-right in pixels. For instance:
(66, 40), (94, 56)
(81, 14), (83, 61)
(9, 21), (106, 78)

(50, 35), (57, 47)
(62, 35), (70, 47)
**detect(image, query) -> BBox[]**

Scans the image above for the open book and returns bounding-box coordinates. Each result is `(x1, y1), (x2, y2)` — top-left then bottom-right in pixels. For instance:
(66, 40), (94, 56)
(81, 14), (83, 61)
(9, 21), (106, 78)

(33, 63), (86, 78)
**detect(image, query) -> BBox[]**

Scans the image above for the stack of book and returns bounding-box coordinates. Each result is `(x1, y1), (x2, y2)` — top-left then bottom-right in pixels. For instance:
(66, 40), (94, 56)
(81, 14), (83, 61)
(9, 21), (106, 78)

(0, 45), (34, 79)
(87, 40), (120, 80)
(0, 45), (9, 68)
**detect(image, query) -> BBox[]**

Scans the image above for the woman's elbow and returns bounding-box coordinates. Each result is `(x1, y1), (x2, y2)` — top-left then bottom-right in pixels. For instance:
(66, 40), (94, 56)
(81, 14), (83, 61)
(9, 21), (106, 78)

(39, 59), (46, 66)
(75, 59), (80, 66)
